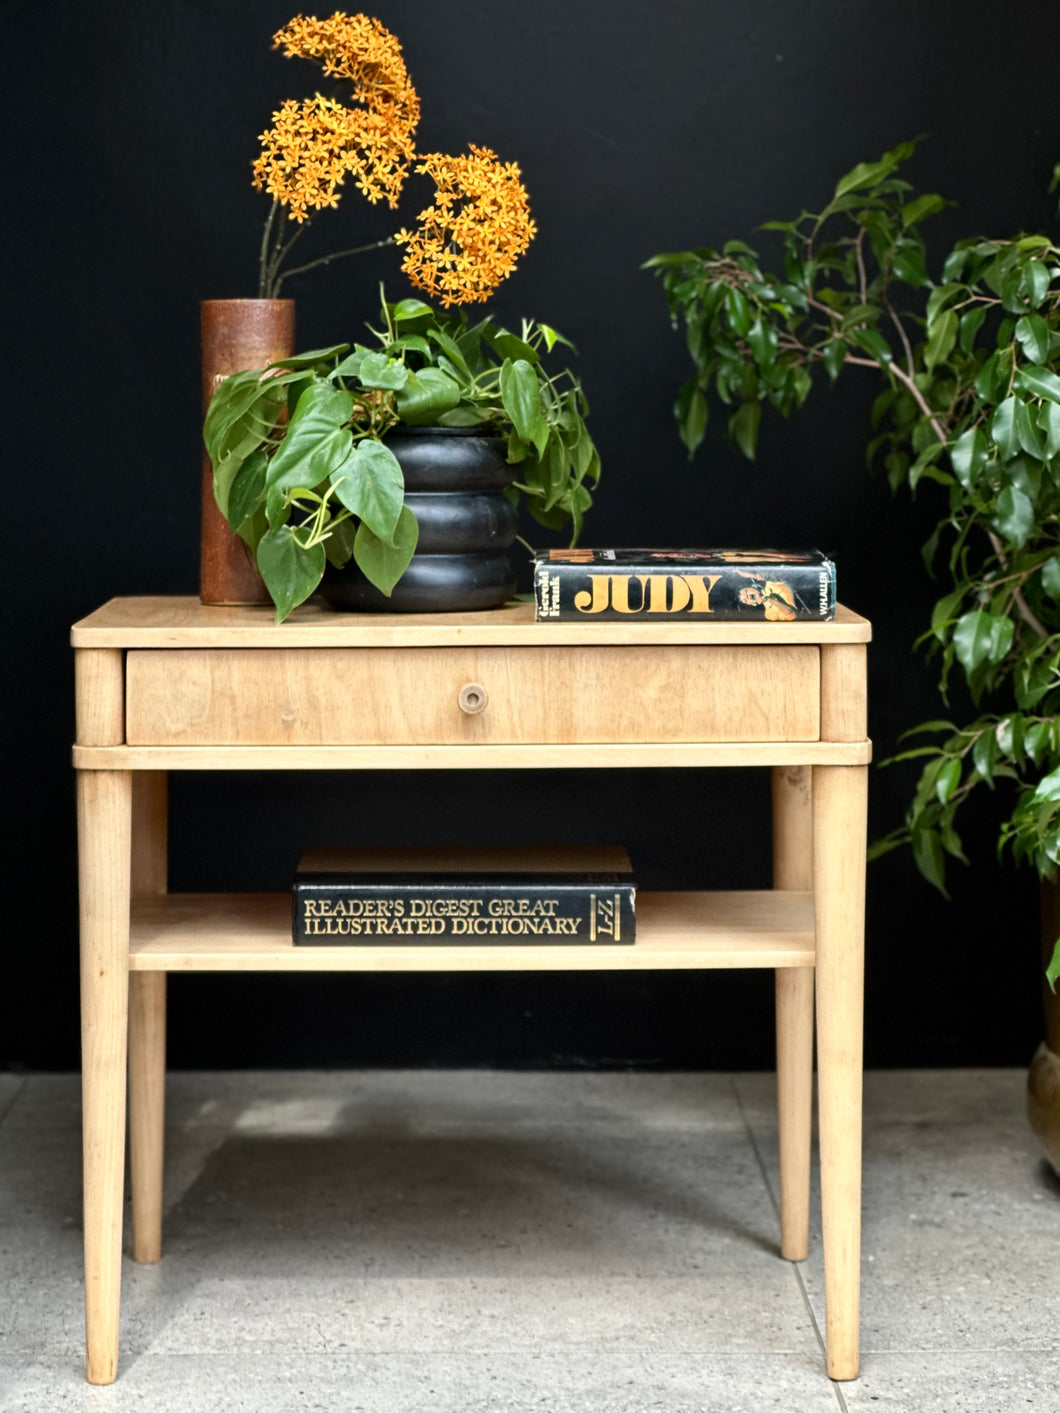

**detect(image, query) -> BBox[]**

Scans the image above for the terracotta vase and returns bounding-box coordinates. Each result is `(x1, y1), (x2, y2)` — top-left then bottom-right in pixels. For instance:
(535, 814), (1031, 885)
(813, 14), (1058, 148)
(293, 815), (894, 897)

(1028, 877), (1060, 1171)
(200, 299), (295, 605)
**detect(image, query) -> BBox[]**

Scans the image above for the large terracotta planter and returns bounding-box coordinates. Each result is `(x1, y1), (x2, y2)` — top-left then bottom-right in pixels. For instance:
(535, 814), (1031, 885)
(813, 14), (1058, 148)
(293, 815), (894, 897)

(200, 299), (295, 605)
(1028, 877), (1060, 1171)
(319, 427), (518, 613)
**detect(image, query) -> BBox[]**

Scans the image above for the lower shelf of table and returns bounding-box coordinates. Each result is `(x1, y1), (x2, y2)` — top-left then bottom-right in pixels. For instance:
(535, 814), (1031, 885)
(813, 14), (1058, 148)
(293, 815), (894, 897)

(128, 890), (815, 971)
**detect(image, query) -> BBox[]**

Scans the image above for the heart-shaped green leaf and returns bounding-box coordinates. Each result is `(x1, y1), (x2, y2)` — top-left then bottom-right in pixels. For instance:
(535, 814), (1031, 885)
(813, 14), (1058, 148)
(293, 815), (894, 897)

(265, 343), (349, 370)
(331, 439), (405, 543)
(499, 359), (548, 454)
(358, 352), (409, 391)
(391, 298), (434, 323)
(256, 525), (326, 623)
(266, 382), (354, 495)
(228, 451), (268, 530)
(353, 505), (419, 595)
(395, 368), (462, 425)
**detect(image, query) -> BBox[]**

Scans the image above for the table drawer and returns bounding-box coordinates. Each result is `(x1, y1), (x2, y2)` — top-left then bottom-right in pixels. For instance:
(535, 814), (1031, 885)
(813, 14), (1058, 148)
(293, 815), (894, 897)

(125, 645), (820, 746)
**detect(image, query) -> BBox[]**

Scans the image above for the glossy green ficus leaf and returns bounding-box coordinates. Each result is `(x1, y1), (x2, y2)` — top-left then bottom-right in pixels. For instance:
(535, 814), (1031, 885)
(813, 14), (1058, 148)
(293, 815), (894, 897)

(730, 400), (761, 461)
(949, 427), (986, 487)
(1016, 314), (1050, 365)
(1018, 365), (1060, 404)
(1047, 937), (1060, 991)
(924, 310), (958, 370)
(832, 141), (913, 200)
(991, 397), (1020, 458)
(901, 193), (947, 228)
(911, 825), (948, 895)
(855, 327), (893, 363)
(935, 757), (962, 804)
(1014, 400), (1045, 459)
(747, 317), (778, 366)
(953, 609), (1014, 675)
(724, 287), (753, 336)
(1038, 401), (1060, 458)
(675, 379), (708, 456)
(1041, 554), (1060, 599)
(958, 306), (987, 355)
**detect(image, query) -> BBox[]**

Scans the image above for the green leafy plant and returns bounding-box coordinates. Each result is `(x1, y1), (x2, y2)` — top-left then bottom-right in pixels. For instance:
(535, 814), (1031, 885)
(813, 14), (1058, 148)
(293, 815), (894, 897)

(203, 294), (600, 621)
(646, 141), (1060, 982)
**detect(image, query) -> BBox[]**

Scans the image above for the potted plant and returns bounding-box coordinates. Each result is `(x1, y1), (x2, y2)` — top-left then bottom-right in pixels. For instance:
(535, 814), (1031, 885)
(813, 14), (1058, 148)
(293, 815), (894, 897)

(646, 142), (1060, 1165)
(203, 10), (538, 603)
(203, 293), (600, 619)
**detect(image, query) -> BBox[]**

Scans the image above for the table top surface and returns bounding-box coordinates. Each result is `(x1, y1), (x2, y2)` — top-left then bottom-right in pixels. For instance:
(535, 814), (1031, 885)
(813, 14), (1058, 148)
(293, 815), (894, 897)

(72, 597), (871, 649)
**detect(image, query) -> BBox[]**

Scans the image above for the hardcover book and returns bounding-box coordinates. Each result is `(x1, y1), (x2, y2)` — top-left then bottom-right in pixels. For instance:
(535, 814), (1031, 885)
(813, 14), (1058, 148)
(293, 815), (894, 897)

(292, 845), (636, 945)
(533, 548), (836, 622)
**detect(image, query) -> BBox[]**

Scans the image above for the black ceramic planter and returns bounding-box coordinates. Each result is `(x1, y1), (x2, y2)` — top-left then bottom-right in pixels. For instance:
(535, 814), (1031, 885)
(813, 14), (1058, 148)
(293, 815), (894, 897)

(319, 427), (519, 613)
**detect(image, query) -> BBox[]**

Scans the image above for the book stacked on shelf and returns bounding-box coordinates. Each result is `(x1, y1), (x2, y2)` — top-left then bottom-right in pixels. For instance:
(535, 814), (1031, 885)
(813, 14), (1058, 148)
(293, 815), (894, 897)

(292, 846), (636, 946)
(533, 548), (835, 622)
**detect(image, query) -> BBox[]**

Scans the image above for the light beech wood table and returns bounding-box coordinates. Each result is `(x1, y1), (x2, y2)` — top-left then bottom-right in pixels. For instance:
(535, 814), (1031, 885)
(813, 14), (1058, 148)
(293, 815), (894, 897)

(72, 596), (871, 1384)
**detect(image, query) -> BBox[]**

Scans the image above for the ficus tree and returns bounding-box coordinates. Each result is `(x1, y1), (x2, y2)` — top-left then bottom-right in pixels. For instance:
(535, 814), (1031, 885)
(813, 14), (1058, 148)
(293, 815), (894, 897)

(647, 142), (1060, 979)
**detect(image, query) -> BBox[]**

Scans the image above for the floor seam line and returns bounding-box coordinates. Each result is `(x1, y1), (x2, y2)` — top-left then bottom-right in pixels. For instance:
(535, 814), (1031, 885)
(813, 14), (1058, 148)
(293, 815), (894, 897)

(734, 1077), (848, 1409)
(0, 1075), (28, 1127)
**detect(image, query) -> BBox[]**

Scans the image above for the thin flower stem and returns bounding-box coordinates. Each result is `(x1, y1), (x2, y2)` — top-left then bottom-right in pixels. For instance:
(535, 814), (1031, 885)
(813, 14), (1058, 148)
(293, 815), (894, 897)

(265, 216), (313, 297)
(258, 201), (279, 299)
(274, 235), (396, 291)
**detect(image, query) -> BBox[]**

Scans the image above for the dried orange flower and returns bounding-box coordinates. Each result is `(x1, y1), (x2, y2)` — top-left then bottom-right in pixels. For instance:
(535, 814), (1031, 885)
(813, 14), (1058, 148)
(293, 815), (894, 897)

(252, 12), (420, 218)
(395, 145), (537, 307)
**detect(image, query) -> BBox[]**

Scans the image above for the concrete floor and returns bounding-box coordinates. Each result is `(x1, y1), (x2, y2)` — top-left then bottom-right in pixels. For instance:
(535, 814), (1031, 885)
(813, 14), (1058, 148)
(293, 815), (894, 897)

(0, 1069), (1057, 1412)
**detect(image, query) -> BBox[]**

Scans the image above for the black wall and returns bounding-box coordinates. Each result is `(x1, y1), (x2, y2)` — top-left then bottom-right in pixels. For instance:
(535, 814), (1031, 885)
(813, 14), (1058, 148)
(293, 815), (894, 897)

(6, 0), (1058, 1071)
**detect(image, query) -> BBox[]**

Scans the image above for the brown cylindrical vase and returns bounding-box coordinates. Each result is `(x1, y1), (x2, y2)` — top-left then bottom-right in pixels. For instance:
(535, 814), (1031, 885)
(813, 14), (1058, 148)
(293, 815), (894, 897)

(200, 298), (295, 605)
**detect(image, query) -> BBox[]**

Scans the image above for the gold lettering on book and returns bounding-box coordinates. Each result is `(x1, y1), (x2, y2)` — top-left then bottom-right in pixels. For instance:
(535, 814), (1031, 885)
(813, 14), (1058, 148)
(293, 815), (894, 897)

(573, 574), (722, 614)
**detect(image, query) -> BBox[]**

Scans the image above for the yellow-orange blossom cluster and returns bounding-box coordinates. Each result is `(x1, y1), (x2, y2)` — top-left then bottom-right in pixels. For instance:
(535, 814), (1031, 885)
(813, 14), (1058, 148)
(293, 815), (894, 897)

(395, 147), (536, 308)
(251, 12), (534, 305)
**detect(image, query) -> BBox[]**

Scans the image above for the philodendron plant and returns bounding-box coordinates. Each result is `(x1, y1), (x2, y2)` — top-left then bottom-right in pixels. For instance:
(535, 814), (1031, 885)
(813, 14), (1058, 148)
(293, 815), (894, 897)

(203, 294), (600, 621)
(647, 141), (1060, 980)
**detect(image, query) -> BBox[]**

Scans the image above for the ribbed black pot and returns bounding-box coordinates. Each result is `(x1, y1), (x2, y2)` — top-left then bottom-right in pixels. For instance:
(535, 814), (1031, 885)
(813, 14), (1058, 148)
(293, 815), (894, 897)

(319, 427), (519, 613)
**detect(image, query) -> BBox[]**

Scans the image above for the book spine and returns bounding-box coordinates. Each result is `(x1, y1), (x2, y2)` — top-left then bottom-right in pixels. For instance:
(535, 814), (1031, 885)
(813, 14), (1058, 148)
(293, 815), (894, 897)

(534, 561), (835, 622)
(292, 883), (636, 945)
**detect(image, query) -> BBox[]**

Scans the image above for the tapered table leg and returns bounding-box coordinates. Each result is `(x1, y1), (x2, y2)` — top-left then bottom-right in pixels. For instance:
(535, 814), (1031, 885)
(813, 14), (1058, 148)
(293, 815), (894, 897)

(78, 768), (132, 1386)
(772, 765), (814, 1262)
(812, 763), (868, 1382)
(129, 772), (167, 1264)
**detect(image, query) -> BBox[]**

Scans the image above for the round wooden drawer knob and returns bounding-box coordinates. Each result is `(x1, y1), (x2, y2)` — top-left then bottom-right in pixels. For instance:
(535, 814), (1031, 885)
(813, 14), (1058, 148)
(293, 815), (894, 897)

(458, 682), (489, 715)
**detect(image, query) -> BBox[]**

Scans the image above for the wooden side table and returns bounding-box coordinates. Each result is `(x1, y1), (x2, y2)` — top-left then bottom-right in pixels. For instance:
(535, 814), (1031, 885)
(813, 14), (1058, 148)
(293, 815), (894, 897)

(72, 597), (871, 1385)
